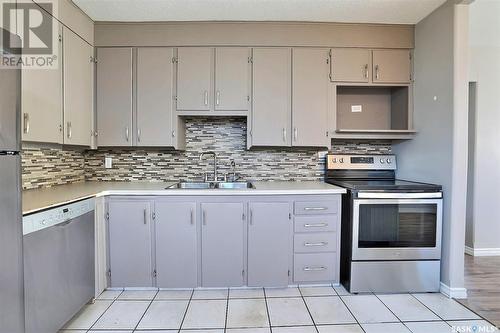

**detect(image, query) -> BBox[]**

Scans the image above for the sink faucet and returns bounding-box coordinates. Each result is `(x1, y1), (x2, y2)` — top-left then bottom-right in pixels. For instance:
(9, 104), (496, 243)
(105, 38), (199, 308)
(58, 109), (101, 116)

(199, 151), (217, 182)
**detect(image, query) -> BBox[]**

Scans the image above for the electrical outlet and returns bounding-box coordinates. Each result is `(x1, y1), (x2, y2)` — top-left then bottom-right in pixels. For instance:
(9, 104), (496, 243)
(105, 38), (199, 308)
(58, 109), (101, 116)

(351, 105), (362, 113)
(317, 151), (328, 159)
(104, 157), (113, 169)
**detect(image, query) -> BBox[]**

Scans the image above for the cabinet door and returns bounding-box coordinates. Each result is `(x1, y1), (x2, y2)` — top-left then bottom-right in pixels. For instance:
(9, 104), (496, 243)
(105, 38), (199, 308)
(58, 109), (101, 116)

(63, 28), (93, 146)
(21, 20), (63, 144)
(201, 202), (244, 287)
(177, 47), (212, 111)
(292, 48), (330, 147)
(96, 48), (133, 146)
(155, 201), (197, 288)
(108, 200), (153, 288)
(330, 48), (370, 83)
(372, 50), (411, 84)
(251, 48), (291, 146)
(215, 48), (249, 111)
(136, 47), (174, 146)
(248, 202), (291, 287)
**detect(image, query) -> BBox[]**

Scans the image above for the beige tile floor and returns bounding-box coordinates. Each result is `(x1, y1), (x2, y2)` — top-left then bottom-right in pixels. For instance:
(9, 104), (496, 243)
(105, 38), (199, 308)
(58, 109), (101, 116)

(61, 285), (498, 333)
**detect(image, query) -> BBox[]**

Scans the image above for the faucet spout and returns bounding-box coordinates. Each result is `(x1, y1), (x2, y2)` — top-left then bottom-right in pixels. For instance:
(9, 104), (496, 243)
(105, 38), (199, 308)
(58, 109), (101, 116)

(199, 152), (217, 182)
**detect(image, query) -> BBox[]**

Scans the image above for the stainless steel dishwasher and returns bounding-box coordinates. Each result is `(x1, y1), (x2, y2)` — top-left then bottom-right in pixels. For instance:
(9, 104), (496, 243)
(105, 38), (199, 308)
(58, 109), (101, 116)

(23, 198), (95, 333)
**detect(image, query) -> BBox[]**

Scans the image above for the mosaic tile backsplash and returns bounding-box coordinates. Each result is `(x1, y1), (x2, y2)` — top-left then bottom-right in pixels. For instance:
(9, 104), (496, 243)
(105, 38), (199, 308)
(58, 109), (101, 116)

(22, 117), (392, 189)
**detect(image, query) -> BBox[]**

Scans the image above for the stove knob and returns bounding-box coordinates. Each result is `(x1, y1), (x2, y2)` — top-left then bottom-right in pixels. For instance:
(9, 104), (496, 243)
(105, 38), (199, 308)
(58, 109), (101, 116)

(380, 158), (385, 164)
(387, 158), (392, 164)
(339, 158), (344, 163)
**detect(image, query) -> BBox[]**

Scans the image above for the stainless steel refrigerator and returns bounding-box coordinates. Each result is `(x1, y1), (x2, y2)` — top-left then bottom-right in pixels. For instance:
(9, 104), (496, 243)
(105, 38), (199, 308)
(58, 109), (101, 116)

(0, 29), (25, 333)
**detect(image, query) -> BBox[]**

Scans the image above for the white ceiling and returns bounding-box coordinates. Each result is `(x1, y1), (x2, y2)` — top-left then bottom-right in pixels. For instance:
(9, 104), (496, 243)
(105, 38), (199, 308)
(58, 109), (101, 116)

(73, 0), (446, 24)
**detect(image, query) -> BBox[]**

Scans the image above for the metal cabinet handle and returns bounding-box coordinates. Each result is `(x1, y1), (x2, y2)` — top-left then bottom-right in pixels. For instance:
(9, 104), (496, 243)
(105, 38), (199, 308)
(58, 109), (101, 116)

(67, 122), (72, 139)
(375, 65), (380, 80)
(282, 128), (287, 142)
(204, 90), (209, 106)
(304, 207), (327, 211)
(137, 129), (141, 143)
(216, 90), (220, 106)
(172, 130), (176, 137)
(293, 128), (298, 141)
(125, 127), (129, 142)
(202, 210), (206, 225)
(190, 208), (194, 225)
(143, 208), (147, 224)
(23, 113), (30, 134)
(304, 223), (328, 228)
(303, 266), (327, 271)
(364, 64), (369, 79)
(249, 209), (253, 225)
(304, 242), (328, 247)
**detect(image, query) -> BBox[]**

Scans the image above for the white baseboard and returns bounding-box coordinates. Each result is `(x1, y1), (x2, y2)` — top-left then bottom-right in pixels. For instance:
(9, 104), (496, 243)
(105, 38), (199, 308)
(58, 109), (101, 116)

(464, 246), (500, 256)
(440, 282), (468, 299)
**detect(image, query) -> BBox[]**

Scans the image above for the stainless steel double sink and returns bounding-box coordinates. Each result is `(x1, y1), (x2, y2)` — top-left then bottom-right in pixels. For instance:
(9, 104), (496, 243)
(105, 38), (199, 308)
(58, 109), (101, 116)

(166, 181), (254, 190)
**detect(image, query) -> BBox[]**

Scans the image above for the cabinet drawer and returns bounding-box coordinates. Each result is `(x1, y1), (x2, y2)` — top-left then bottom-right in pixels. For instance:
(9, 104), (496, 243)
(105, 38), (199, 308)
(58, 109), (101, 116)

(294, 253), (336, 283)
(294, 201), (338, 215)
(294, 233), (337, 253)
(294, 215), (337, 233)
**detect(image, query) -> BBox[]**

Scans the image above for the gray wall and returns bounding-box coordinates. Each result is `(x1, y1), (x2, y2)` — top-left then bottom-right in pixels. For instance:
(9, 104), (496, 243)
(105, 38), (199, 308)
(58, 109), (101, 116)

(467, 0), (500, 251)
(393, 0), (469, 292)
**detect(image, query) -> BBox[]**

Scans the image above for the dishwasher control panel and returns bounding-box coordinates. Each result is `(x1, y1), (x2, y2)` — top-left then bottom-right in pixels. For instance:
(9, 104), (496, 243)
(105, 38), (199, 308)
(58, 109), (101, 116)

(23, 198), (95, 235)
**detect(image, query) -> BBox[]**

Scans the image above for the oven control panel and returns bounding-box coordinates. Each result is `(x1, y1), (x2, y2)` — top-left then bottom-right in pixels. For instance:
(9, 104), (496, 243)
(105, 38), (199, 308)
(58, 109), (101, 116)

(326, 154), (397, 170)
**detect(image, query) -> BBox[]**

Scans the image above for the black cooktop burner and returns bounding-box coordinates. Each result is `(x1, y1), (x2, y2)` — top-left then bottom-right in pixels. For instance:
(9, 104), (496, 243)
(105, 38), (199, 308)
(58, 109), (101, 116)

(326, 178), (442, 192)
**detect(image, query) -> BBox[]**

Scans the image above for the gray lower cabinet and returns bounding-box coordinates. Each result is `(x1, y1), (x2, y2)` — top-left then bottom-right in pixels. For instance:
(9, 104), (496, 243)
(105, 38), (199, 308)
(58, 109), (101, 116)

(108, 200), (153, 287)
(247, 202), (292, 287)
(201, 202), (245, 287)
(155, 201), (197, 288)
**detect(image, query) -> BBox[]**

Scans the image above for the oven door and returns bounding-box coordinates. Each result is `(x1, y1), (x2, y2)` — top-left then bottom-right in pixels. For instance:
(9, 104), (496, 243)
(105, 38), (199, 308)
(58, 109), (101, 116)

(352, 196), (442, 261)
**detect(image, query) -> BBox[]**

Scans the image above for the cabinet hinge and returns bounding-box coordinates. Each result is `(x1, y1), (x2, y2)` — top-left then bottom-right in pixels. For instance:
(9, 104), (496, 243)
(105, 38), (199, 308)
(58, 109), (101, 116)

(326, 57), (329, 64)
(242, 212), (245, 221)
(249, 130), (253, 137)
(248, 56), (253, 64)
(242, 269), (245, 277)
(172, 57), (178, 63)
(247, 95), (250, 102)
(326, 131), (329, 137)
(289, 213), (292, 220)
(153, 269), (157, 278)
(90, 56), (97, 63)
(58, 34), (62, 42)
(105, 212), (109, 221)
(107, 269), (111, 277)
(174, 95), (178, 101)
(288, 270), (291, 277)
(152, 212), (156, 221)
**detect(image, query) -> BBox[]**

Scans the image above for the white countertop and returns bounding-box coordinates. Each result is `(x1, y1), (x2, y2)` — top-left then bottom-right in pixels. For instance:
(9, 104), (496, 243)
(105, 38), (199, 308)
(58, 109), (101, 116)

(22, 181), (346, 215)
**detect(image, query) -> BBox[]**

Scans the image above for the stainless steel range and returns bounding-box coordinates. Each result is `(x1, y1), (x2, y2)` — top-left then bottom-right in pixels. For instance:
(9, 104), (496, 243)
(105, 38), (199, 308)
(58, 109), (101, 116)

(325, 154), (443, 293)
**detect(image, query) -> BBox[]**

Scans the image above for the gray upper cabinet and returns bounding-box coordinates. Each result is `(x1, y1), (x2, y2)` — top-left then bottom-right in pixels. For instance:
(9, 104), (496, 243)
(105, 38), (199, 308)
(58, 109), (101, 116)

(63, 28), (93, 147)
(292, 48), (330, 147)
(136, 47), (174, 146)
(177, 47), (212, 111)
(330, 48), (370, 83)
(201, 202), (245, 287)
(21, 20), (63, 144)
(96, 48), (133, 146)
(251, 48), (292, 146)
(372, 49), (411, 84)
(108, 200), (153, 288)
(214, 48), (250, 111)
(248, 202), (291, 287)
(155, 201), (197, 288)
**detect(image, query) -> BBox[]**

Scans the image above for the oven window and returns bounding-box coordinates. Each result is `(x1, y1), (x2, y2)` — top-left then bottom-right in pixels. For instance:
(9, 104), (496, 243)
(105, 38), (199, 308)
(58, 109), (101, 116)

(358, 204), (437, 248)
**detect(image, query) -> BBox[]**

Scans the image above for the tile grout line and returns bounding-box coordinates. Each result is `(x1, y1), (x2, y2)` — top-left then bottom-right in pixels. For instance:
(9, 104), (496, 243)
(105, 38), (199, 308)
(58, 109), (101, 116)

(87, 288), (123, 331)
(177, 288), (195, 333)
(298, 286), (319, 333)
(131, 289), (159, 332)
(408, 293), (453, 327)
(263, 288), (273, 333)
(337, 292), (368, 333)
(224, 288), (229, 333)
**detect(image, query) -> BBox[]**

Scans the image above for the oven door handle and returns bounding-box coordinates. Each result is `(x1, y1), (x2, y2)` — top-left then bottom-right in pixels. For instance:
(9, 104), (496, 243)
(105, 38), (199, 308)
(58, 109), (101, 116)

(357, 192), (442, 199)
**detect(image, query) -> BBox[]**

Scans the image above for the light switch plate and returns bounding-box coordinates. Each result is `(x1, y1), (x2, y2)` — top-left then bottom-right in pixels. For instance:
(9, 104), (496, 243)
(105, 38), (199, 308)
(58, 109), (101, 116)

(351, 105), (362, 113)
(104, 157), (112, 169)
